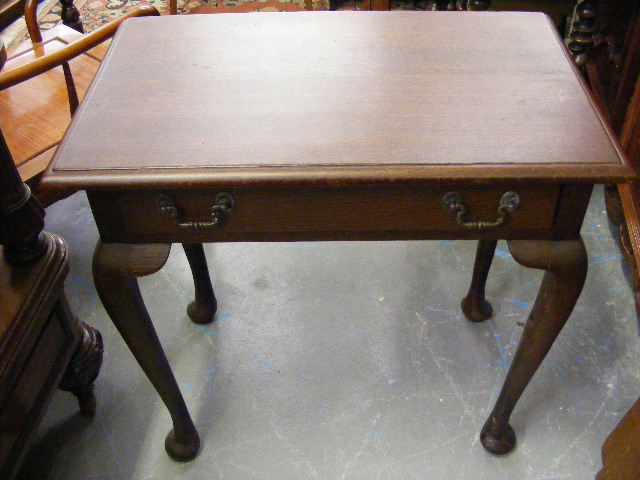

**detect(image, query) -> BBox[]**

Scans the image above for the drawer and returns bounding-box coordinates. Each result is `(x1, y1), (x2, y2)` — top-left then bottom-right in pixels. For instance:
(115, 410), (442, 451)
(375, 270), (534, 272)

(89, 184), (560, 243)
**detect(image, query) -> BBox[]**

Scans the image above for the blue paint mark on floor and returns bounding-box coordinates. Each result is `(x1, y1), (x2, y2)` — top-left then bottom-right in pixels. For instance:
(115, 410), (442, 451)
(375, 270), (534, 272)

(510, 300), (530, 308)
(497, 358), (509, 371)
(249, 355), (277, 372)
(196, 327), (221, 338)
(551, 363), (568, 378)
(589, 253), (623, 267)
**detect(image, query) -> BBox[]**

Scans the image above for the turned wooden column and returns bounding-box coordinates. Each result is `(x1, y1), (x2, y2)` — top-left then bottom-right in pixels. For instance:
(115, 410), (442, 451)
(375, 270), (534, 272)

(0, 125), (103, 414)
(0, 127), (47, 265)
(567, 0), (598, 67)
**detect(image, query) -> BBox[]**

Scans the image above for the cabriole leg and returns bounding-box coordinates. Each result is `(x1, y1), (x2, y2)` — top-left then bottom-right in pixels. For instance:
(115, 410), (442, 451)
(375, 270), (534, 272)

(93, 241), (200, 461)
(182, 243), (217, 324)
(481, 238), (587, 454)
(462, 239), (498, 322)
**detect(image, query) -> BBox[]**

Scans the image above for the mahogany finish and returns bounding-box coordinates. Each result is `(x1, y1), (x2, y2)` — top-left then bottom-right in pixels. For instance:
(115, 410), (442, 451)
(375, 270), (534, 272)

(183, 243), (217, 325)
(87, 184), (560, 243)
(461, 239), (498, 322)
(484, 238), (588, 453)
(92, 242), (200, 460)
(42, 12), (634, 461)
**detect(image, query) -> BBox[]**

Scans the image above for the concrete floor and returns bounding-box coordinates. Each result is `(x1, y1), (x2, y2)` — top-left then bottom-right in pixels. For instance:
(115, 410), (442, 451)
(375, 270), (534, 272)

(16, 185), (640, 479)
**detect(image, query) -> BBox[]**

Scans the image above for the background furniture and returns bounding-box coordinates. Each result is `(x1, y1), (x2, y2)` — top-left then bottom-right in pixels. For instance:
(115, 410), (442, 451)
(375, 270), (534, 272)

(0, 124), (103, 480)
(584, 0), (640, 312)
(2, 0), (124, 31)
(0, 1), (159, 206)
(0, 0), (31, 31)
(597, 396), (640, 480)
(576, 1), (640, 478)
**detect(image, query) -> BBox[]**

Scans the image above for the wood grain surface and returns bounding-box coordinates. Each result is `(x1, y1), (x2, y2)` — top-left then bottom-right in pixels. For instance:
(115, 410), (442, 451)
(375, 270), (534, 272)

(43, 11), (634, 191)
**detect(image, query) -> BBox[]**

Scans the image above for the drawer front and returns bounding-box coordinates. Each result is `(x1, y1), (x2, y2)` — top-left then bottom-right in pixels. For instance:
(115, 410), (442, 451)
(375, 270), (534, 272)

(90, 184), (560, 243)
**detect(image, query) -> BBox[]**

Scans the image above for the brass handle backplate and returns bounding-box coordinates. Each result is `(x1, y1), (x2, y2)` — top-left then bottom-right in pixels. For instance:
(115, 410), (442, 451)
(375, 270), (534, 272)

(156, 192), (235, 231)
(442, 191), (520, 231)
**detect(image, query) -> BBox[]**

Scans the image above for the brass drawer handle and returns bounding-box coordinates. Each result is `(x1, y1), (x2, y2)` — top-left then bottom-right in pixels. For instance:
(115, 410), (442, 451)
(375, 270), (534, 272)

(442, 191), (520, 231)
(156, 193), (235, 230)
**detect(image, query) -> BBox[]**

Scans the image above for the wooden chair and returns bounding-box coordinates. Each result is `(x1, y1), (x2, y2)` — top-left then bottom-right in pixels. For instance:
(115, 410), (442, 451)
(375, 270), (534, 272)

(0, 1), (160, 206)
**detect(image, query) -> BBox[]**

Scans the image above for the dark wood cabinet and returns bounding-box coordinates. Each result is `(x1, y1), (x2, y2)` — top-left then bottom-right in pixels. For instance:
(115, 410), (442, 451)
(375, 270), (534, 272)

(581, 2), (640, 479)
(597, 396), (640, 480)
(0, 234), (85, 480)
(0, 124), (104, 479)
(583, 0), (640, 310)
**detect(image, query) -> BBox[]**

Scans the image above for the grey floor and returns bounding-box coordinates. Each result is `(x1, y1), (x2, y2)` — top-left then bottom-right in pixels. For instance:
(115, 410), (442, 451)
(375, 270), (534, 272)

(16, 185), (640, 479)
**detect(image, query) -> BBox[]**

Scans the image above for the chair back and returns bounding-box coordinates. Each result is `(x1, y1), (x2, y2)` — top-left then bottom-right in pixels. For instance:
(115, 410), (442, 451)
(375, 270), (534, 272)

(0, 4), (159, 206)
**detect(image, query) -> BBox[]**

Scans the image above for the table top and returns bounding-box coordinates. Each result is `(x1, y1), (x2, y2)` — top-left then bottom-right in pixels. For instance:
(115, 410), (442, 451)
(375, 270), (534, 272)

(43, 11), (634, 190)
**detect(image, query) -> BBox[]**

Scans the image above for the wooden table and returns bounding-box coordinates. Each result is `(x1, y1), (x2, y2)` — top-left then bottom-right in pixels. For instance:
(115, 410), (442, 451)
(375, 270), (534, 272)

(41, 11), (634, 461)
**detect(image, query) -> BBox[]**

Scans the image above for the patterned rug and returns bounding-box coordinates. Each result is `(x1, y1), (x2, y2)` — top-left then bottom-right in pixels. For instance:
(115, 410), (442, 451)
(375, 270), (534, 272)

(1, 0), (329, 47)
(1, 0), (575, 48)
(3, 0), (419, 46)
(77, 0), (329, 29)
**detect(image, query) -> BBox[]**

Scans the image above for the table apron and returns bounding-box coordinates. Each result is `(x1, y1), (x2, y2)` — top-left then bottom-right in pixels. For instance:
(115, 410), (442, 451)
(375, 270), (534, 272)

(87, 183), (569, 243)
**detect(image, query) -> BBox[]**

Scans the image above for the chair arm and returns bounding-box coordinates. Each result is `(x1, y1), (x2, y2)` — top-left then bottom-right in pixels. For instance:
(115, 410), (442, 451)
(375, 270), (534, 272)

(0, 5), (159, 91)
